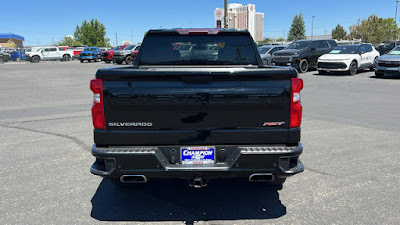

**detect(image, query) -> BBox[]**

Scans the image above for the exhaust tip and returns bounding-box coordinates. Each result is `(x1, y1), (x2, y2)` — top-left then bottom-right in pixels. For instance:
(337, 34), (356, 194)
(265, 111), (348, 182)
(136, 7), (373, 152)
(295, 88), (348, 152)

(120, 175), (147, 183)
(249, 173), (275, 182)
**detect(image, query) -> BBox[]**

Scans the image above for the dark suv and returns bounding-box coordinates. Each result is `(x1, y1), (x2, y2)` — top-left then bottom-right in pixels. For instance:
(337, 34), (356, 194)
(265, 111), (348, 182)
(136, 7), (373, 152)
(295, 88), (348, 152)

(0, 51), (10, 63)
(272, 39), (337, 73)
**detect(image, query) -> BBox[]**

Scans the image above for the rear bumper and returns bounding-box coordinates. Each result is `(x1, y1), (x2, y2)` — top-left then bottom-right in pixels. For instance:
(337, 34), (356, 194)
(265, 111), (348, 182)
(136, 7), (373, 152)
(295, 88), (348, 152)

(90, 143), (304, 181)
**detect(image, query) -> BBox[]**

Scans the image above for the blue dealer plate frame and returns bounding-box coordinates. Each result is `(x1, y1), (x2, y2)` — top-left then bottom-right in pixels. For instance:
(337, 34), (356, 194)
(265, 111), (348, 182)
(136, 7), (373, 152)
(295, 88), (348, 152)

(180, 146), (215, 164)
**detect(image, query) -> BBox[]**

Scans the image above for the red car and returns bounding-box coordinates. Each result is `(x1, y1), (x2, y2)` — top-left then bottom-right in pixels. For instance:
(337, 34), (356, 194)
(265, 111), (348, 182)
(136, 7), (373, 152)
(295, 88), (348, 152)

(130, 45), (141, 62)
(73, 47), (85, 59)
(102, 45), (128, 63)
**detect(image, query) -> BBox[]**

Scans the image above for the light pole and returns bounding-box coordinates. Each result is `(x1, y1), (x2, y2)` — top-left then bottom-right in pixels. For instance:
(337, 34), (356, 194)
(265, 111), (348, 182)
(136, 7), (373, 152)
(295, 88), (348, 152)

(224, 0), (228, 28)
(356, 18), (360, 40)
(395, 0), (399, 46)
(311, 16), (315, 40)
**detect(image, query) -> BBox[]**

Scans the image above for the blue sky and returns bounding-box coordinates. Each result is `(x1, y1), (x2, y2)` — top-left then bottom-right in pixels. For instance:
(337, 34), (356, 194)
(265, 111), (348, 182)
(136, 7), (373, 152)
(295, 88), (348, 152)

(2, 0), (397, 46)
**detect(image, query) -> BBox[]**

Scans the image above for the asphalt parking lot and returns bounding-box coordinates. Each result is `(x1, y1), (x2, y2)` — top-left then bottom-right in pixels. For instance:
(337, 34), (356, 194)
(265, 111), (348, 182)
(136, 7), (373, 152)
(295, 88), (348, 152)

(1, 61), (399, 225)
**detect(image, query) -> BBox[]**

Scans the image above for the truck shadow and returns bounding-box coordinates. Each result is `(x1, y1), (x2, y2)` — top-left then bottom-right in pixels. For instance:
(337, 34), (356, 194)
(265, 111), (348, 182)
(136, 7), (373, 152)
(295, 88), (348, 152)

(91, 178), (286, 224)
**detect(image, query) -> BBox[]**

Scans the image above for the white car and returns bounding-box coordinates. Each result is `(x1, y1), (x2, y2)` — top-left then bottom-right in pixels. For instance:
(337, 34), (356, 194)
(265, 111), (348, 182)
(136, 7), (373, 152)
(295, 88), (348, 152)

(26, 46), (74, 63)
(317, 44), (380, 75)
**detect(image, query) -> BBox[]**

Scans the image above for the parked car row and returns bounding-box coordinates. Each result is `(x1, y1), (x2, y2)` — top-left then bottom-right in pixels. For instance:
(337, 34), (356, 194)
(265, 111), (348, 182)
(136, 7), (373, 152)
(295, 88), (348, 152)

(259, 39), (387, 76)
(272, 39), (339, 73)
(0, 48), (25, 62)
(101, 44), (141, 64)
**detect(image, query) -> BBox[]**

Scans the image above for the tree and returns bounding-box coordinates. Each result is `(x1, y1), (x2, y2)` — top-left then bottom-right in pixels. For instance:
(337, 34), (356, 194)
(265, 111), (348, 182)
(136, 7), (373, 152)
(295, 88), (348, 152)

(288, 13), (306, 41)
(348, 15), (398, 44)
(74, 19), (111, 47)
(332, 24), (347, 40)
(6, 39), (16, 48)
(259, 37), (273, 44)
(58, 36), (82, 46)
(276, 37), (286, 42)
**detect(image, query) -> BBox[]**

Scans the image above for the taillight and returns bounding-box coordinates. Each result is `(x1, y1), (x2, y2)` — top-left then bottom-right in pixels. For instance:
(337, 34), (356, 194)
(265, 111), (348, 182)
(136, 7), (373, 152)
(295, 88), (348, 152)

(289, 78), (303, 128)
(90, 79), (105, 129)
(177, 29), (219, 35)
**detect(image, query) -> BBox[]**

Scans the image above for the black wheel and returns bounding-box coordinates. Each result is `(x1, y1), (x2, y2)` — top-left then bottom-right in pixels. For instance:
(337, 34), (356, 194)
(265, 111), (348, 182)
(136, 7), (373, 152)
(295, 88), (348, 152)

(0, 57), (4, 64)
(80, 60), (84, 63)
(31, 56), (40, 63)
(348, 61), (357, 75)
(116, 60), (123, 64)
(262, 59), (268, 65)
(62, 55), (67, 61)
(375, 71), (384, 78)
(298, 59), (309, 73)
(318, 70), (327, 75)
(66, 55), (71, 61)
(125, 56), (132, 64)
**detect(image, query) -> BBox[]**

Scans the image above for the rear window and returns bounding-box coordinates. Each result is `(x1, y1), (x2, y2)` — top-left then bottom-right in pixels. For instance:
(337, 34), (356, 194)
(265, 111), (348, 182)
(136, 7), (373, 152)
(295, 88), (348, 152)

(138, 35), (258, 65)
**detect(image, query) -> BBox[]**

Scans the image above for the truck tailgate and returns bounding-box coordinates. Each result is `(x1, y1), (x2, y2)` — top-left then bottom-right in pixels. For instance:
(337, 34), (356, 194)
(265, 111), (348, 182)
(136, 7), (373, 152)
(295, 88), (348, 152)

(95, 67), (298, 146)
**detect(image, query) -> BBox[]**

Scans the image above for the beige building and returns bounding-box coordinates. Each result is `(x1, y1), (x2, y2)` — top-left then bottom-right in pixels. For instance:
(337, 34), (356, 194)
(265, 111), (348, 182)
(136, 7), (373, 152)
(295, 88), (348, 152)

(0, 33), (24, 48)
(214, 3), (264, 42)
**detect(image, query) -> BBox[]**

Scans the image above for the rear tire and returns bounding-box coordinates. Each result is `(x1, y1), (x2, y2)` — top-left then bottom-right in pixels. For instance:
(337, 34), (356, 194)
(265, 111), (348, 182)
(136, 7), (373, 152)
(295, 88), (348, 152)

(348, 61), (357, 75)
(298, 59), (309, 73)
(262, 59), (268, 65)
(80, 60), (84, 63)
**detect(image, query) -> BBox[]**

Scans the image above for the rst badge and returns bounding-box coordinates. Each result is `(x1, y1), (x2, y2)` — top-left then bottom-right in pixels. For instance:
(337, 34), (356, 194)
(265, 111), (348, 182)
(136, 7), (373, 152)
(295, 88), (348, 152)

(263, 122), (285, 127)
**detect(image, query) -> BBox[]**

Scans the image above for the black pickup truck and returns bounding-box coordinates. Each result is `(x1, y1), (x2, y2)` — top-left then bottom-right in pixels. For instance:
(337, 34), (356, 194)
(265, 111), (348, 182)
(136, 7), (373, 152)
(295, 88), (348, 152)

(90, 29), (304, 188)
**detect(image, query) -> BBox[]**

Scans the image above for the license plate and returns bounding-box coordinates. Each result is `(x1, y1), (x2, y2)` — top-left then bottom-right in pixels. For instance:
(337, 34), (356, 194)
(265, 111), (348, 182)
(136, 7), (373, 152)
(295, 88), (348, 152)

(181, 146), (215, 164)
